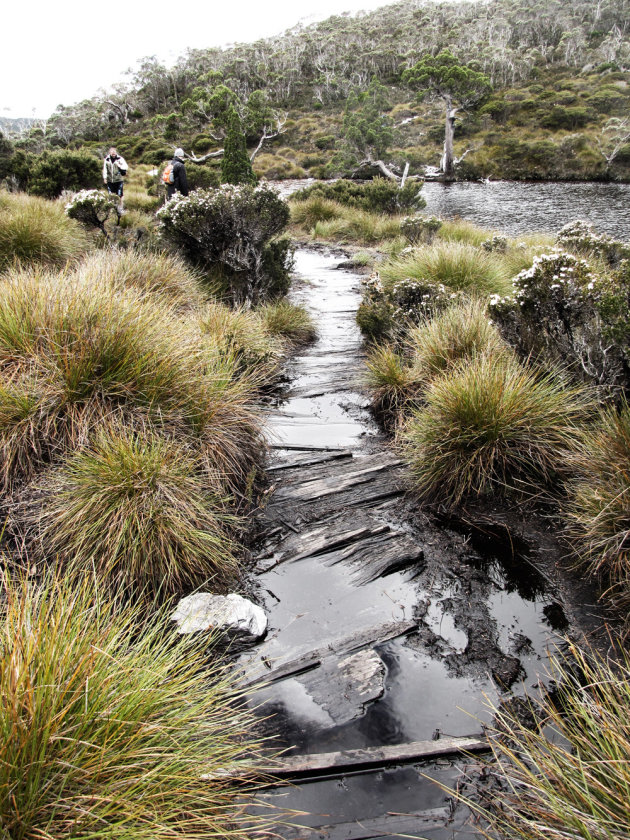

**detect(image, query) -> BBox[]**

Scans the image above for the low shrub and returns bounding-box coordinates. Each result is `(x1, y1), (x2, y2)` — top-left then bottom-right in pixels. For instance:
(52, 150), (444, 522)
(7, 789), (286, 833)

(380, 241), (512, 297)
(557, 219), (630, 267)
(565, 402), (630, 610)
(292, 178), (425, 214)
(0, 574), (265, 839)
(32, 427), (238, 595)
(400, 214), (442, 245)
(402, 353), (590, 506)
(65, 188), (120, 234)
(0, 192), (88, 269)
(256, 300), (315, 345)
(158, 184), (292, 305)
(489, 251), (628, 393)
(476, 641), (630, 840)
(290, 196), (341, 228)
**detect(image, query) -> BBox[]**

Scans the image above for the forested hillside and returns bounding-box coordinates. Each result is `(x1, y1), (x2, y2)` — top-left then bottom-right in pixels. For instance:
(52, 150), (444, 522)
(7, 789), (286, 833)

(6, 0), (630, 181)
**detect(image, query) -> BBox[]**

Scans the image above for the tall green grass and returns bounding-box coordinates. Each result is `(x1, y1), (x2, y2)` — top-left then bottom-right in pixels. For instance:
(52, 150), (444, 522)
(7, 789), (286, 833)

(0, 573), (266, 839)
(402, 353), (591, 506)
(258, 300), (317, 345)
(0, 264), (264, 494)
(564, 402), (630, 610)
(476, 640), (630, 840)
(0, 191), (89, 269)
(72, 248), (208, 309)
(365, 343), (416, 418)
(379, 241), (513, 296)
(407, 298), (510, 382)
(34, 427), (237, 594)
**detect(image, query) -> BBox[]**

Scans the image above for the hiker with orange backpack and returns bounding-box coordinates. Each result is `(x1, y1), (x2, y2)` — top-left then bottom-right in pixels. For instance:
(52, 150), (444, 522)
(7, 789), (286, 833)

(163, 148), (189, 199)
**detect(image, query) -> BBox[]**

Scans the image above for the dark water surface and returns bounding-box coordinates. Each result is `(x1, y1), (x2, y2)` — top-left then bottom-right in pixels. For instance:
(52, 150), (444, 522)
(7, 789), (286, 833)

(421, 180), (630, 239)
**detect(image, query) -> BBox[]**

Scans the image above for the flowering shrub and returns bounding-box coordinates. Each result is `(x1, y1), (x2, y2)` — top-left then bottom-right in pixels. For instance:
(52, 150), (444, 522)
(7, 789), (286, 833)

(489, 251), (626, 392)
(481, 234), (508, 253)
(65, 189), (120, 234)
(400, 215), (442, 245)
(356, 273), (456, 341)
(557, 220), (630, 267)
(157, 184), (292, 304)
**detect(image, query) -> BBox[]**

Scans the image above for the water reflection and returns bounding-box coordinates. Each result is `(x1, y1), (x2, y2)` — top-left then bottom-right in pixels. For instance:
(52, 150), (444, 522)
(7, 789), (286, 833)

(422, 181), (630, 239)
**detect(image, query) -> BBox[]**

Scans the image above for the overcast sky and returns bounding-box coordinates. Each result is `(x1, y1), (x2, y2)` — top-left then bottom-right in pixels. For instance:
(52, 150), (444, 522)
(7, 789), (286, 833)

(4, 0), (403, 119)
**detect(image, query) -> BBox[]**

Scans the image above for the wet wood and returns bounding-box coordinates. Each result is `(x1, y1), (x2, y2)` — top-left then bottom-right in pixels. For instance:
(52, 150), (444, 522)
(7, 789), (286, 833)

(273, 459), (402, 503)
(260, 735), (488, 778)
(283, 807), (451, 840)
(242, 619), (418, 686)
(268, 450), (354, 471)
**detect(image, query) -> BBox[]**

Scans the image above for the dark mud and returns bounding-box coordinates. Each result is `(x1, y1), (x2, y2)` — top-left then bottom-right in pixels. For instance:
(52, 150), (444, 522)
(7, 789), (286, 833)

(243, 249), (606, 840)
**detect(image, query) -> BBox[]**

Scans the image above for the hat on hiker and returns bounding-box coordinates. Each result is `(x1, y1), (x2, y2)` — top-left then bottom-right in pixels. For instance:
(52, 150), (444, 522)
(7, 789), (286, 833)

(174, 148), (185, 158)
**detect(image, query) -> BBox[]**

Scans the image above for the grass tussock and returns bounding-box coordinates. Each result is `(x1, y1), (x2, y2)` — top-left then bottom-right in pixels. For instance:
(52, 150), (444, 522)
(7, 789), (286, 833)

(379, 241), (513, 296)
(407, 298), (510, 383)
(32, 427), (237, 594)
(0, 191), (89, 269)
(258, 300), (317, 345)
(0, 573), (266, 840)
(199, 301), (281, 374)
(75, 247), (208, 309)
(0, 264), (264, 494)
(402, 353), (590, 506)
(290, 195), (341, 228)
(478, 641), (630, 840)
(365, 343), (416, 417)
(564, 402), (630, 610)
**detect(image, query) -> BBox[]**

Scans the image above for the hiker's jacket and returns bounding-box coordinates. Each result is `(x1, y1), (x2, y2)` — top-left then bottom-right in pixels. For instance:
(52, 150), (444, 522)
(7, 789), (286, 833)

(170, 157), (189, 196)
(103, 155), (128, 183)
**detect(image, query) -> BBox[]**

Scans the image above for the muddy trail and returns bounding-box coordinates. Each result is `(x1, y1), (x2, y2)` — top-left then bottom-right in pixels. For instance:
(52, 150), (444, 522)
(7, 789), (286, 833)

(241, 249), (604, 839)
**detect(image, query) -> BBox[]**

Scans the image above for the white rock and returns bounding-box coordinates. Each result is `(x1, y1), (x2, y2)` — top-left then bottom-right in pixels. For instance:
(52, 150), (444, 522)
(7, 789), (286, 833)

(171, 593), (267, 639)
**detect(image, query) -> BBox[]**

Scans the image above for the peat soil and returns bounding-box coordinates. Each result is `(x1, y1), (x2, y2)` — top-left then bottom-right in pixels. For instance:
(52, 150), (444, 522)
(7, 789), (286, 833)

(240, 248), (608, 840)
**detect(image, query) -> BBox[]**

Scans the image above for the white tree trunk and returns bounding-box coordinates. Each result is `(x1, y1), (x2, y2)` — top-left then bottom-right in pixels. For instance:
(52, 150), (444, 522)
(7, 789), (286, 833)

(441, 99), (458, 178)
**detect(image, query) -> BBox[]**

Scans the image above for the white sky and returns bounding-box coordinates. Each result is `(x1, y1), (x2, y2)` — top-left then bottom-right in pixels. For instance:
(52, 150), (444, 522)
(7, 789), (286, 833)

(4, 0), (402, 119)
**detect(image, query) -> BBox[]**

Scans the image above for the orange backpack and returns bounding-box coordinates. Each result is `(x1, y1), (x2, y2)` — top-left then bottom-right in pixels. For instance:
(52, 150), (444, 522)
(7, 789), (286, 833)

(162, 163), (175, 184)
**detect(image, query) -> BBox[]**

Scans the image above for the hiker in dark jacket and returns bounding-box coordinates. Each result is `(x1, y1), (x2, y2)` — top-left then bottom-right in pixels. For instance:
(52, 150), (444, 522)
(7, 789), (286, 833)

(167, 148), (189, 199)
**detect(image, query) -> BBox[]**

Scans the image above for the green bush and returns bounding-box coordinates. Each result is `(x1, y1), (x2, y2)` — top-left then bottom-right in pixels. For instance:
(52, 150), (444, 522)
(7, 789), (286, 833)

(65, 188), (120, 234)
(402, 353), (589, 506)
(0, 192), (88, 269)
(157, 184), (292, 305)
(0, 574), (265, 839)
(292, 178), (425, 214)
(25, 149), (101, 198)
(186, 162), (221, 191)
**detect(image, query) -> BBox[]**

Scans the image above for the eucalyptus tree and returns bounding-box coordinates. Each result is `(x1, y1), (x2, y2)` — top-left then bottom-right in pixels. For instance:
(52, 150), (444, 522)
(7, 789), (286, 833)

(403, 50), (492, 178)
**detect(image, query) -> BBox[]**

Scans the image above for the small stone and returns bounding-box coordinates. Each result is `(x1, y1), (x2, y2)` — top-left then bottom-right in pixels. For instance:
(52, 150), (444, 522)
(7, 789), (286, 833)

(171, 593), (267, 639)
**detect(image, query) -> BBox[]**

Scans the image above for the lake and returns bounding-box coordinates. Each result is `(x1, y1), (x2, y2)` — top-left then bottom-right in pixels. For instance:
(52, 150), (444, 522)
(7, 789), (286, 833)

(421, 180), (630, 239)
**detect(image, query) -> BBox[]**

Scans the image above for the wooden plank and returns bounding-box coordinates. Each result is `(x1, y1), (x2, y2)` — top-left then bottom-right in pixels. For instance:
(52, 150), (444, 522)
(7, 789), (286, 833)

(273, 461), (402, 502)
(282, 808), (450, 840)
(260, 523), (392, 572)
(258, 735), (488, 778)
(268, 450), (354, 471)
(242, 619), (417, 687)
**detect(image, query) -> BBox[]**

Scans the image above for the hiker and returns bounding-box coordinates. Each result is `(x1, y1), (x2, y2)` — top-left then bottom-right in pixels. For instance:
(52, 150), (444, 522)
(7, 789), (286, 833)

(167, 148), (189, 199)
(103, 147), (128, 208)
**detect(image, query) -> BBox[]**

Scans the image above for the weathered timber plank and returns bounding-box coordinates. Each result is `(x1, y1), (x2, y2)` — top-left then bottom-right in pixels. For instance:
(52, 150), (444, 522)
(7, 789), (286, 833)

(272, 452), (399, 490)
(242, 619), (417, 687)
(272, 461), (403, 503)
(282, 808), (450, 840)
(260, 524), (392, 572)
(259, 735), (488, 777)
(267, 450), (354, 471)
